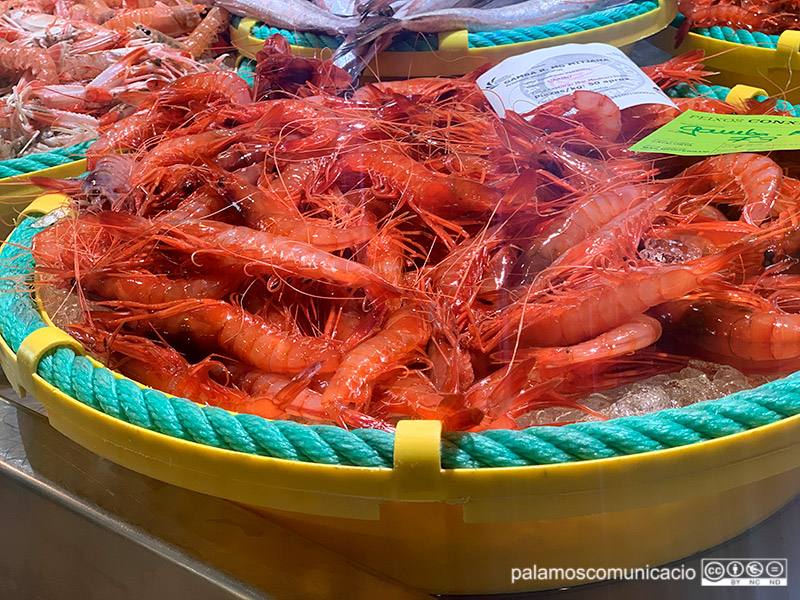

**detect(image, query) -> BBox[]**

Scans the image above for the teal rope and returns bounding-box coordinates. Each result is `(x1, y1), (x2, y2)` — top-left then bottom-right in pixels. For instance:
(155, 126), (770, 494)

(671, 15), (780, 49)
(754, 94), (800, 116)
(0, 140), (92, 180)
(668, 82), (800, 116)
(2, 216), (800, 469)
(232, 0), (656, 52)
(667, 82), (731, 100)
(469, 0), (657, 48)
(237, 58), (255, 86)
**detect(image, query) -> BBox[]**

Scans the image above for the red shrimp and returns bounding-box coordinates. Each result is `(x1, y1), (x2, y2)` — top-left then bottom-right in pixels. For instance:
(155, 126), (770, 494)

(371, 371), (484, 431)
(500, 113), (637, 189)
(252, 34), (351, 101)
(427, 334), (475, 394)
(653, 297), (800, 374)
(205, 167), (377, 251)
(221, 360), (392, 429)
(495, 314), (663, 368)
(536, 185), (670, 276)
(100, 213), (400, 300)
(428, 229), (501, 325)
(681, 153), (783, 225)
(351, 76), (487, 109)
(488, 233), (771, 350)
(321, 305), (432, 425)
(134, 129), (243, 174)
(340, 147), (502, 217)
(686, 5), (791, 33)
(154, 71), (253, 109)
(108, 298), (344, 375)
(515, 184), (658, 282)
(641, 50), (715, 90)
(526, 90), (622, 142)
(0, 42), (58, 84)
(104, 4), (201, 35)
(86, 107), (184, 166)
(66, 325), (264, 412)
(81, 271), (237, 303)
(156, 185), (239, 222)
(183, 6), (228, 58)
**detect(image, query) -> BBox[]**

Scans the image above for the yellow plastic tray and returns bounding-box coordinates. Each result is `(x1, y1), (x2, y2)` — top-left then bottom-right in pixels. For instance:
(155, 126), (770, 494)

(231, 0), (677, 79)
(2, 162), (800, 595)
(652, 28), (800, 105)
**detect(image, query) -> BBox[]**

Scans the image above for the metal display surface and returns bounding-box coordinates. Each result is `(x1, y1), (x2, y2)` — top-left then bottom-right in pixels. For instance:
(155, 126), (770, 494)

(0, 378), (428, 600)
(1, 373), (797, 599)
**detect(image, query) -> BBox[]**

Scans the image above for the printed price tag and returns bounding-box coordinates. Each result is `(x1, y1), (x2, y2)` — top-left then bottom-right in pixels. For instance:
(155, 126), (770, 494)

(629, 110), (800, 155)
(477, 42), (676, 117)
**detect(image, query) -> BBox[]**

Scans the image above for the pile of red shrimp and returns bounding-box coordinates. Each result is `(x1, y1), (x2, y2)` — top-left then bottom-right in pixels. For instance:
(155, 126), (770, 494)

(0, 0), (230, 159)
(29, 38), (800, 431)
(678, 0), (800, 34)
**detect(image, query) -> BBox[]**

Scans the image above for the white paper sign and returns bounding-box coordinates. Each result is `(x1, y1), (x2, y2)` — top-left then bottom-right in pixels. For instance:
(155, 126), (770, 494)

(477, 43), (677, 117)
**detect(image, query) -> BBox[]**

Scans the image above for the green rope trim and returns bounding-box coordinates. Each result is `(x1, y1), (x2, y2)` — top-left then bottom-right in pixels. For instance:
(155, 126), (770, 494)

(2, 216), (800, 469)
(0, 140), (92, 180)
(468, 0), (657, 48)
(232, 0), (656, 53)
(667, 82), (731, 101)
(671, 15), (780, 49)
(237, 58), (255, 86)
(668, 82), (800, 116)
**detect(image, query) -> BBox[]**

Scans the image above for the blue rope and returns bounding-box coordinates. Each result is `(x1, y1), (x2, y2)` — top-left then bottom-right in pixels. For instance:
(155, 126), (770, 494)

(671, 15), (780, 49)
(233, 0), (657, 51)
(668, 82), (800, 116)
(0, 140), (93, 180)
(469, 0), (657, 48)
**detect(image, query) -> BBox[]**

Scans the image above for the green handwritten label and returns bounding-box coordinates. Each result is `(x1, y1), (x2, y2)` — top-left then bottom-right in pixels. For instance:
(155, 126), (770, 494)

(629, 110), (800, 155)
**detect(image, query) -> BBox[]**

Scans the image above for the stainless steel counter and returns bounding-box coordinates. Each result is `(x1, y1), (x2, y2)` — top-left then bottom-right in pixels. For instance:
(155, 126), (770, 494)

(0, 384), (429, 600)
(1, 380), (797, 600)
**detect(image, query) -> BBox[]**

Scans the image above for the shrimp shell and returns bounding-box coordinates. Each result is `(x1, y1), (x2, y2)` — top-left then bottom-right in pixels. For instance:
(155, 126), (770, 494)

(183, 6), (228, 58)
(104, 4), (201, 35)
(321, 304), (433, 422)
(0, 42), (58, 83)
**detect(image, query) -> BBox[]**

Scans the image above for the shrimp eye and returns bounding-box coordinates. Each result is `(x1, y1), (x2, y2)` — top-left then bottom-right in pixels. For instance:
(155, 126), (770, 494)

(762, 249), (776, 267)
(140, 27), (151, 35)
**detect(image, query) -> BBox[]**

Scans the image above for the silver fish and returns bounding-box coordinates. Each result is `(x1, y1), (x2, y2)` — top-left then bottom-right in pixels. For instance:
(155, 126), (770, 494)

(394, 0), (632, 32)
(213, 0), (360, 34)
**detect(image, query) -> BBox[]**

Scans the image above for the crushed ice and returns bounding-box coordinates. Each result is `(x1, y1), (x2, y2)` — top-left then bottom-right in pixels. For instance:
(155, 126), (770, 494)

(516, 361), (774, 428)
(640, 238), (702, 265)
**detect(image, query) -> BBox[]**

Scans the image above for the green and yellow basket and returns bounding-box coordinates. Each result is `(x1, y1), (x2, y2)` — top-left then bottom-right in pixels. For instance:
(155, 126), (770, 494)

(231, 0), (677, 79)
(0, 85), (799, 595)
(653, 17), (800, 104)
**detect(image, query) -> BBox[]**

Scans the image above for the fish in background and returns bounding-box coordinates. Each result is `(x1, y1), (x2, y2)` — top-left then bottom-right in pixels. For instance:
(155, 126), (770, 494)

(334, 0), (632, 77)
(214, 0), (634, 78)
(213, 0), (360, 33)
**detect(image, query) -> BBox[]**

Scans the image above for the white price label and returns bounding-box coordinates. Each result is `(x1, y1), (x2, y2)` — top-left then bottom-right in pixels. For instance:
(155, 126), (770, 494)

(477, 43), (677, 117)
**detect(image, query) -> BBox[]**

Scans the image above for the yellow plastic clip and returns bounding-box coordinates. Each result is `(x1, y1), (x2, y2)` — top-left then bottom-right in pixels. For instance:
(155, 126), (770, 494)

(392, 420), (444, 499)
(16, 328), (84, 399)
(16, 194), (71, 224)
(776, 30), (800, 61)
(725, 84), (768, 111)
(230, 18), (262, 60)
(438, 29), (469, 53)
